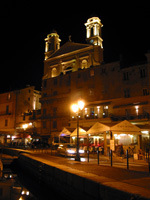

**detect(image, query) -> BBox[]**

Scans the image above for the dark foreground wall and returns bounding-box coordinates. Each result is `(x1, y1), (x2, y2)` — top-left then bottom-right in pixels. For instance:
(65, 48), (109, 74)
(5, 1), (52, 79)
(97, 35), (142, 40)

(17, 153), (149, 200)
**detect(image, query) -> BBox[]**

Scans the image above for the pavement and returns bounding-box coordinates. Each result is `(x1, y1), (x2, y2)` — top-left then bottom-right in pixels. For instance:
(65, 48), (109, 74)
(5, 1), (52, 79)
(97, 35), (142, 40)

(29, 149), (150, 172)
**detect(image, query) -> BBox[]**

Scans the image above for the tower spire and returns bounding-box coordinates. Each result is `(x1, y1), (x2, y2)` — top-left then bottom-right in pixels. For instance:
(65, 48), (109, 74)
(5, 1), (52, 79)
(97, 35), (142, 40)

(44, 30), (61, 60)
(85, 17), (103, 48)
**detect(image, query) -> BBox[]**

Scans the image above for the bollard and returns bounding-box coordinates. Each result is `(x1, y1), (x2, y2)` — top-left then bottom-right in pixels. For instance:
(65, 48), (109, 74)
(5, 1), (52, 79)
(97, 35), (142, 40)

(148, 150), (150, 173)
(51, 145), (52, 155)
(110, 150), (112, 167)
(126, 149), (129, 170)
(87, 150), (89, 163)
(97, 149), (99, 165)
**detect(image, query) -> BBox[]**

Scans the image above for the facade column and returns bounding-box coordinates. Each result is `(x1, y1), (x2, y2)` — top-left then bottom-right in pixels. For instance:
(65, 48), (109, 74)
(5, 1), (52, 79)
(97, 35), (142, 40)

(93, 24), (97, 36)
(86, 26), (91, 38)
(138, 135), (142, 150)
(104, 131), (107, 156)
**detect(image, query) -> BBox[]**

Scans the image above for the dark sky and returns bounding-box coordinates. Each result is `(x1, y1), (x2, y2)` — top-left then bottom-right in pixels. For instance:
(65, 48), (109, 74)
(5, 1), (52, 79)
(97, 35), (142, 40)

(0, 1), (150, 93)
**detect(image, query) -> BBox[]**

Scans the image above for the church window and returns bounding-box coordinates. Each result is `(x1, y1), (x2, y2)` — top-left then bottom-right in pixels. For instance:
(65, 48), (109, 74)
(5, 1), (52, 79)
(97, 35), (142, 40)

(102, 67), (106, 74)
(52, 68), (57, 77)
(53, 78), (58, 86)
(81, 59), (88, 69)
(90, 69), (94, 77)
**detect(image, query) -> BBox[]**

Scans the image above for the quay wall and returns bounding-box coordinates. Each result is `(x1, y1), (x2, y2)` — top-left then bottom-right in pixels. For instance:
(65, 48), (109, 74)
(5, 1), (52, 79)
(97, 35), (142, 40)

(1, 148), (150, 200)
(18, 154), (149, 200)
(1, 147), (30, 156)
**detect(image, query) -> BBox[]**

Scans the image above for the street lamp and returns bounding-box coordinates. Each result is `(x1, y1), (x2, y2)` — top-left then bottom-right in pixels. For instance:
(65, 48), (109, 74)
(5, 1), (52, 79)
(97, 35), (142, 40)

(71, 100), (85, 161)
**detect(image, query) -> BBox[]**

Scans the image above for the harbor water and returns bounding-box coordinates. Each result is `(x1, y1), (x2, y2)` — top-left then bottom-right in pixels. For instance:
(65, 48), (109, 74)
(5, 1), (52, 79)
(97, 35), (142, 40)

(0, 159), (67, 200)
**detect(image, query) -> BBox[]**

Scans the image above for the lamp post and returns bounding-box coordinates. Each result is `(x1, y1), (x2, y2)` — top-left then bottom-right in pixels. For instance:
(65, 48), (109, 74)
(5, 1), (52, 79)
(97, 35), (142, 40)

(71, 100), (85, 161)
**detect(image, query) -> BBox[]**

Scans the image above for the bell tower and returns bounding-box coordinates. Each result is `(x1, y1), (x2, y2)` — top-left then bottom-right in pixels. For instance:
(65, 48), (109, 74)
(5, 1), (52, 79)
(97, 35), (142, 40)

(44, 30), (61, 60)
(85, 17), (103, 48)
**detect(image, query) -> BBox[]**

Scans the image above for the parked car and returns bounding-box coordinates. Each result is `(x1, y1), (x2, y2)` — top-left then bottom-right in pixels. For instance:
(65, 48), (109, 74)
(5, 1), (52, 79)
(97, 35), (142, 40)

(57, 143), (85, 156)
(31, 141), (50, 149)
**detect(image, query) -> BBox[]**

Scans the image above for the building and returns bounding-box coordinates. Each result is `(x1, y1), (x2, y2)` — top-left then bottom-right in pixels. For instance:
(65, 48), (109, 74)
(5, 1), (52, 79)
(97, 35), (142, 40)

(0, 91), (16, 144)
(41, 17), (103, 140)
(0, 86), (41, 145)
(41, 17), (150, 151)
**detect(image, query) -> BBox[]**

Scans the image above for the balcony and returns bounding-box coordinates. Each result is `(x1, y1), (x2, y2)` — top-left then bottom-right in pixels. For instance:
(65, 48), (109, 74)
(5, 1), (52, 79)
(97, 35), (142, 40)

(0, 111), (11, 116)
(110, 113), (150, 121)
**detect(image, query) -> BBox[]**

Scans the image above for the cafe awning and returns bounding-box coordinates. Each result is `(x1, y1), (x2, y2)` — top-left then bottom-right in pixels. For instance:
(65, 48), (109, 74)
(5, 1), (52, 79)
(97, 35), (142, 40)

(86, 122), (110, 135)
(70, 127), (87, 137)
(111, 120), (141, 135)
(59, 128), (71, 137)
(15, 133), (31, 139)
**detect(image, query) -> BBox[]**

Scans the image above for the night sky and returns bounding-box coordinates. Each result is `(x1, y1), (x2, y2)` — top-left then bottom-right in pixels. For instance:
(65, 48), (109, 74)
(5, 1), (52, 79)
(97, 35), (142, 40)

(1, 1), (150, 93)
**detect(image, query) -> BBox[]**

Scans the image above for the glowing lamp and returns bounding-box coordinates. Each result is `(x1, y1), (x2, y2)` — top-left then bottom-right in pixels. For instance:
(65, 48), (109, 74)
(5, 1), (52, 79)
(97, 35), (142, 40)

(78, 100), (85, 110)
(71, 104), (78, 113)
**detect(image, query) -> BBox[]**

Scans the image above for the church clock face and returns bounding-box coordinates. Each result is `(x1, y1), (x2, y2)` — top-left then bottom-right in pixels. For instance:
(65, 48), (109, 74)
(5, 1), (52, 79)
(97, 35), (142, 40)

(90, 39), (94, 43)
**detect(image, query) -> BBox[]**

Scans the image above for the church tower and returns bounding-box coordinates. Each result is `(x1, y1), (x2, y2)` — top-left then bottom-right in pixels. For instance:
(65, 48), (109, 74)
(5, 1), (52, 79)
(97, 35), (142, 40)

(44, 30), (61, 60)
(85, 17), (103, 48)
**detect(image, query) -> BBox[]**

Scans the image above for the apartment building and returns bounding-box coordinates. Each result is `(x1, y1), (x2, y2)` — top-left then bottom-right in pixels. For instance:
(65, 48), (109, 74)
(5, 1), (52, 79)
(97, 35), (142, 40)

(0, 86), (41, 144)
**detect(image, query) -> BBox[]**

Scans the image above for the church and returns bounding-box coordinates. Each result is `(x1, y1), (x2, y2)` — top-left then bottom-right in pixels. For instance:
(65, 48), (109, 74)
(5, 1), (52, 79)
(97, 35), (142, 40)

(40, 16), (150, 152)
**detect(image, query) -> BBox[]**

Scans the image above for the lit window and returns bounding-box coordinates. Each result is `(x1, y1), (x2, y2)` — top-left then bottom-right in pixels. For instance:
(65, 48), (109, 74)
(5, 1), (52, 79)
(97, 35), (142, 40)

(85, 108), (87, 114)
(81, 60), (88, 69)
(104, 106), (108, 109)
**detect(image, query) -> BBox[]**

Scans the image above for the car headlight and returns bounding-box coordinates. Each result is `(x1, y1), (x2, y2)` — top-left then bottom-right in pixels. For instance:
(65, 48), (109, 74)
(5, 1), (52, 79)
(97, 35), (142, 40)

(67, 149), (75, 154)
(79, 149), (84, 153)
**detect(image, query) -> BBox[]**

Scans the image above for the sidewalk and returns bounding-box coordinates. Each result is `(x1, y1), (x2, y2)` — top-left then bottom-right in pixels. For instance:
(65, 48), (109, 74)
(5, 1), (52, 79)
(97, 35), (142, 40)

(30, 149), (149, 172)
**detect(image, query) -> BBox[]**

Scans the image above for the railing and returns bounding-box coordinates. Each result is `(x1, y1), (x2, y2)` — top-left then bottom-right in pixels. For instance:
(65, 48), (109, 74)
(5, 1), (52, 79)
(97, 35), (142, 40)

(110, 114), (150, 121)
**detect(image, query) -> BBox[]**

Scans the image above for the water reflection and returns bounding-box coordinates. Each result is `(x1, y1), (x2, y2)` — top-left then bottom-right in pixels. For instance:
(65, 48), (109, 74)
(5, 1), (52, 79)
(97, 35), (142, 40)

(0, 168), (36, 200)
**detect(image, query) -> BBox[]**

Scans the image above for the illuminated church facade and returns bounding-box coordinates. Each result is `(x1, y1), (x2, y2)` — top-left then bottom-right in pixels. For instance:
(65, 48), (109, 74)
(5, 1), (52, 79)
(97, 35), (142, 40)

(40, 17), (150, 143)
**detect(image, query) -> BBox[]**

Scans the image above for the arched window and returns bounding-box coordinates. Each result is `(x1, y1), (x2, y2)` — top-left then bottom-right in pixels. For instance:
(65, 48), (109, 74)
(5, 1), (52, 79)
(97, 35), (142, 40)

(81, 59), (88, 69)
(51, 68), (57, 77)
